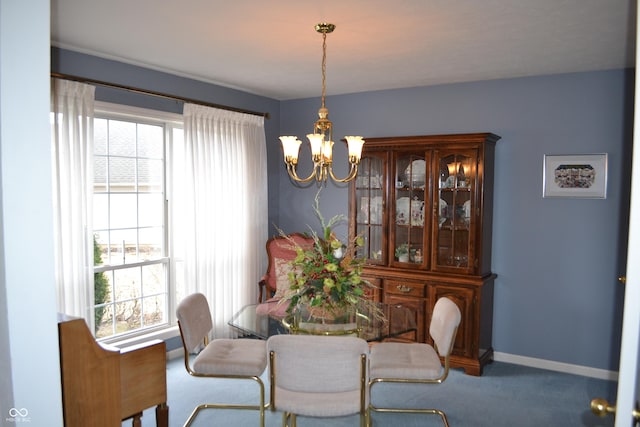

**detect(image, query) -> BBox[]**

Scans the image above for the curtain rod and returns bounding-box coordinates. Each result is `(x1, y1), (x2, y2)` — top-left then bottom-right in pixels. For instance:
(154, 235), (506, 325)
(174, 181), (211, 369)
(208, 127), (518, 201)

(51, 72), (270, 120)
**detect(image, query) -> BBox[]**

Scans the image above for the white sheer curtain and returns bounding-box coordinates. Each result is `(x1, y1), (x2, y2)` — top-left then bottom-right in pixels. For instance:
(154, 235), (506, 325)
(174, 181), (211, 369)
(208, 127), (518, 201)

(181, 103), (268, 337)
(50, 78), (95, 326)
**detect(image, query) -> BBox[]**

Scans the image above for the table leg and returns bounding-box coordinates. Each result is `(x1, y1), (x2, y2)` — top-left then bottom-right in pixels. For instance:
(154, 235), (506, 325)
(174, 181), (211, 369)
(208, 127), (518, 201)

(156, 403), (169, 427)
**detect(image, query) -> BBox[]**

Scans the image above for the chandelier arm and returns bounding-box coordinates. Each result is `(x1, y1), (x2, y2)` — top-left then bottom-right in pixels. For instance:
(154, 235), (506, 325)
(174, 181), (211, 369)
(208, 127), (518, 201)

(327, 163), (359, 183)
(287, 162), (321, 183)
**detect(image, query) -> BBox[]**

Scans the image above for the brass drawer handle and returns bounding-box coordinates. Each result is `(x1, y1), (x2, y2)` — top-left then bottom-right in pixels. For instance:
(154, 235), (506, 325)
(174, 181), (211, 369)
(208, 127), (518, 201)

(396, 285), (413, 293)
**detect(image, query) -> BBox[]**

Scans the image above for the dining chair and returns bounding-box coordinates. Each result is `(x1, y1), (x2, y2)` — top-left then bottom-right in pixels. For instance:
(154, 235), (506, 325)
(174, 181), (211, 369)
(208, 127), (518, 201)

(176, 293), (267, 426)
(267, 334), (369, 427)
(368, 297), (461, 427)
(256, 232), (314, 318)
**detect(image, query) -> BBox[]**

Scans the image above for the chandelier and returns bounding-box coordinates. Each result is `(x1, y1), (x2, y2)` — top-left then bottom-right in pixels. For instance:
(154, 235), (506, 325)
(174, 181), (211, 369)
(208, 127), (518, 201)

(279, 23), (365, 184)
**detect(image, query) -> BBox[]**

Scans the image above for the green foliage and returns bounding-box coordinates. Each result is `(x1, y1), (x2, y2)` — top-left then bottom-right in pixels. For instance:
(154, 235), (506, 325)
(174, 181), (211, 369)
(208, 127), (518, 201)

(281, 189), (377, 319)
(395, 243), (409, 257)
(93, 236), (109, 333)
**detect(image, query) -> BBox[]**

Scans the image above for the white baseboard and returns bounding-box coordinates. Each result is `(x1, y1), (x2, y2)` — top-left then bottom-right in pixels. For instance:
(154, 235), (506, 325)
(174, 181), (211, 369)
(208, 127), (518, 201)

(167, 347), (184, 360)
(493, 351), (618, 381)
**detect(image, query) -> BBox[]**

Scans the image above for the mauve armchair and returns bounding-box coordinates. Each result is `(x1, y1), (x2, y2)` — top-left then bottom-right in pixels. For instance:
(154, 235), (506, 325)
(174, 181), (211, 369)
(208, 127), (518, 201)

(256, 232), (314, 317)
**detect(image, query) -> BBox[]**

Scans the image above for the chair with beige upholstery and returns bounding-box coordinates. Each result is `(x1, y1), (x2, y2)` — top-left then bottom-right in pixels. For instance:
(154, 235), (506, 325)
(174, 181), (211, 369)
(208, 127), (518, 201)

(267, 334), (370, 427)
(176, 292), (267, 426)
(368, 297), (462, 427)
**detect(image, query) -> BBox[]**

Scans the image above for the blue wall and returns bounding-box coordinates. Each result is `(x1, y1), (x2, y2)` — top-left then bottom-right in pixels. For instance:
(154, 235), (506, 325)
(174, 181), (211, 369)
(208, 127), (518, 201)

(279, 70), (633, 371)
(53, 47), (632, 371)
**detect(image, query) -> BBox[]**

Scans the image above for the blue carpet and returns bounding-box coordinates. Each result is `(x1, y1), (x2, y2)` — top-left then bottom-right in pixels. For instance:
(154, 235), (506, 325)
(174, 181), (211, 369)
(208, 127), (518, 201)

(126, 357), (616, 427)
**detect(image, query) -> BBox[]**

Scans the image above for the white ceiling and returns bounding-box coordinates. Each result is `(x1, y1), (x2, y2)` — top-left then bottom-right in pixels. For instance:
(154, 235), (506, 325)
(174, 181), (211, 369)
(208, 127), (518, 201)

(51, 0), (635, 101)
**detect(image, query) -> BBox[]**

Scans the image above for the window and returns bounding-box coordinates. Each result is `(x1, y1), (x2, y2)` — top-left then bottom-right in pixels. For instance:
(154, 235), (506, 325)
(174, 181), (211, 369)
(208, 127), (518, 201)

(93, 103), (183, 339)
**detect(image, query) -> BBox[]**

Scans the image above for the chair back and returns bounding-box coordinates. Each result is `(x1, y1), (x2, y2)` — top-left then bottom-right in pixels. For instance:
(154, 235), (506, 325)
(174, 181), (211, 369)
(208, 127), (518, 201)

(429, 297), (462, 358)
(263, 233), (314, 296)
(176, 293), (213, 353)
(268, 335), (368, 393)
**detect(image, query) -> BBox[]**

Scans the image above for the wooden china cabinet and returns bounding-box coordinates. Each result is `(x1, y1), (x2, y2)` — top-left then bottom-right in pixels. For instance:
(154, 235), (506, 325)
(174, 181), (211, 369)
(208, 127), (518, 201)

(349, 133), (500, 376)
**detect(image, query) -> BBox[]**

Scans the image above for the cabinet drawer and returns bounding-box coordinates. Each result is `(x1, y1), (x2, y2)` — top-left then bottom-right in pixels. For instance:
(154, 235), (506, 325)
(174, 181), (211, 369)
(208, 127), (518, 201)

(384, 280), (427, 297)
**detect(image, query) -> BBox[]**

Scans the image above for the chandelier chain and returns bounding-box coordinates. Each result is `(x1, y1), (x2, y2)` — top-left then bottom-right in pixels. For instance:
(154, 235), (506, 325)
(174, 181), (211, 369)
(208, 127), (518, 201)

(321, 31), (327, 109)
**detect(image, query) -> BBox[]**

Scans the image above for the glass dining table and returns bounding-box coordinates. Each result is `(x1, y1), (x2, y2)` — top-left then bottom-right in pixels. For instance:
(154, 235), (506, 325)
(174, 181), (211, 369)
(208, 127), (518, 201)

(228, 302), (417, 342)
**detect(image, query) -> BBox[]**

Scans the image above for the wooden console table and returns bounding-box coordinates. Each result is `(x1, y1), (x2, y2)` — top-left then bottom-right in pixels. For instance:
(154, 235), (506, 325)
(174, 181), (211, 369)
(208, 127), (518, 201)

(57, 315), (169, 426)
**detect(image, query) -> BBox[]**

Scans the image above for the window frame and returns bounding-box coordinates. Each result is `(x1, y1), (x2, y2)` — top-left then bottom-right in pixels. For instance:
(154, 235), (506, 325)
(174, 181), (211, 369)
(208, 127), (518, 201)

(94, 101), (183, 344)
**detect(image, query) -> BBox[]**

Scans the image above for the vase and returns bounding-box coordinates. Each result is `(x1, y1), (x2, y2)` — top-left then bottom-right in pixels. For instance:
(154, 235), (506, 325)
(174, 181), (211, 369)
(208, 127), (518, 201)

(291, 304), (360, 336)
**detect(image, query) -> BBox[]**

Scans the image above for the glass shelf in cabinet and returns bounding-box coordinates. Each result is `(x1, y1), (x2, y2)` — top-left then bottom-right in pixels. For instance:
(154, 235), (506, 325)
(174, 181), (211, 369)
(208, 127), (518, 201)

(438, 224), (471, 231)
(438, 187), (471, 194)
(395, 223), (424, 229)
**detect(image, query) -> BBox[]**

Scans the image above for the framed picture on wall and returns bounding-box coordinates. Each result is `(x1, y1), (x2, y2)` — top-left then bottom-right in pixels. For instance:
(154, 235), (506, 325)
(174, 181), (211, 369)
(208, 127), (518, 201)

(543, 154), (608, 199)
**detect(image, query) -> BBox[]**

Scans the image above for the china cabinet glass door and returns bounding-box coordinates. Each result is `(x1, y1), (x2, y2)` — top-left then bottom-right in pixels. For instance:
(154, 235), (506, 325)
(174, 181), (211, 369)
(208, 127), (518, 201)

(392, 152), (430, 267)
(434, 150), (476, 272)
(354, 155), (385, 263)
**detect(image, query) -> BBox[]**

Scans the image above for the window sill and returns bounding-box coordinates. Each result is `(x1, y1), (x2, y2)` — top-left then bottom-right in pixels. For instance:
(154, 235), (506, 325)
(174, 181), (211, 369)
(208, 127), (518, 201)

(103, 325), (180, 350)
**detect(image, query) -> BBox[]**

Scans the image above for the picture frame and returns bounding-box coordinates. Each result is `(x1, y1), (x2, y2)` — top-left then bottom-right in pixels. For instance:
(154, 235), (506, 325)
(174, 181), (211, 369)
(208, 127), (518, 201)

(542, 154), (608, 199)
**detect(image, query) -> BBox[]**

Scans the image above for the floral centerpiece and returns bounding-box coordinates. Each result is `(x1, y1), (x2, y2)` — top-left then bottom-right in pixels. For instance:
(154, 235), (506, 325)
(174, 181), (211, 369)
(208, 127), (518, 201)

(278, 190), (384, 328)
